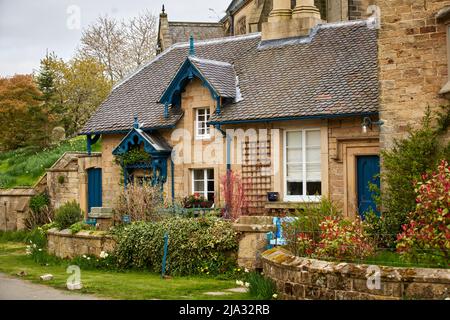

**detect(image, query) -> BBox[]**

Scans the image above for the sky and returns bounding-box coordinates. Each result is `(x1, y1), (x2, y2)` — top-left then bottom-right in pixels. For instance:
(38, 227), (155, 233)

(0, 0), (230, 77)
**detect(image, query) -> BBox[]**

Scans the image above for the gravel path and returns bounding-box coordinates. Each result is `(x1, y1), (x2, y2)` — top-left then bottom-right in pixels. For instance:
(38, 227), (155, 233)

(0, 273), (103, 300)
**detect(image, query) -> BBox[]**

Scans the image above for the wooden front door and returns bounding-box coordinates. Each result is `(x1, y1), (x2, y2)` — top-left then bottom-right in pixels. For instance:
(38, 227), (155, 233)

(87, 168), (102, 213)
(357, 155), (380, 219)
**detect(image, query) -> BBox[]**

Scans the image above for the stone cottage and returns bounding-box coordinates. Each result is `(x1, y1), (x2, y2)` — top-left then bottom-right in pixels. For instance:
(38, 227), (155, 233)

(77, 0), (381, 219)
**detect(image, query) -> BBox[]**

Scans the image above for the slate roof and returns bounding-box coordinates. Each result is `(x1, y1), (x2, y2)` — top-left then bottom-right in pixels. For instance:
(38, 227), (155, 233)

(168, 21), (225, 45)
(188, 56), (237, 98)
(81, 20), (379, 134)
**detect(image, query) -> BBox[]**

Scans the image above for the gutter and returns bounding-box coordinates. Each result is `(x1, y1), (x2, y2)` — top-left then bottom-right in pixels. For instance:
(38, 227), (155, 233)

(208, 111), (379, 126)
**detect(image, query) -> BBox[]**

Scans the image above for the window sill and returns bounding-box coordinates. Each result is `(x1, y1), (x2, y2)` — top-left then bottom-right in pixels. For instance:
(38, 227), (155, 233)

(195, 135), (211, 141)
(265, 200), (321, 210)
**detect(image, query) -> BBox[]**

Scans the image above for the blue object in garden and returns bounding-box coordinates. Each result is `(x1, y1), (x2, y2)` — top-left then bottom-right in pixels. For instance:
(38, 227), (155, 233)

(267, 216), (297, 247)
(122, 215), (130, 224)
(85, 218), (97, 226)
(161, 233), (169, 278)
(266, 232), (274, 250)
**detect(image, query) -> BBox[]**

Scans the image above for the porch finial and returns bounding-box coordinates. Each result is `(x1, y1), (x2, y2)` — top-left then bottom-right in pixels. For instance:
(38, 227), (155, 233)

(189, 35), (195, 56)
(133, 116), (139, 129)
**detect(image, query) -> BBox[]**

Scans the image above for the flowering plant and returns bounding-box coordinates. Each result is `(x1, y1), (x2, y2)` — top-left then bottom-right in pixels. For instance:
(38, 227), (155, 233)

(396, 160), (450, 265)
(182, 193), (213, 208)
(314, 216), (375, 260)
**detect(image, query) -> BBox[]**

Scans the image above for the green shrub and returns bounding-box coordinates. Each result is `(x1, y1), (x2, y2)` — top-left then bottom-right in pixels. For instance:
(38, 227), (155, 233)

(380, 108), (450, 247)
(69, 221), (95, 234)
(238, 272), (277, 300)
(54, 201), (82, 230)
(112, 217), (238, 275)
(29, 193), (50, 213)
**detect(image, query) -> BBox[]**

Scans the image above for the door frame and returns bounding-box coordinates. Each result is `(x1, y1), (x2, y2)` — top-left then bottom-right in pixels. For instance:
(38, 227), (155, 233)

(343, 144), (379, 219)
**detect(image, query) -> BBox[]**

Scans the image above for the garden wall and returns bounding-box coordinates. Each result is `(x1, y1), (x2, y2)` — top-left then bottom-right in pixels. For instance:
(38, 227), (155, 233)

(262, 248), (450, 300)
(0, 188), (36, 231)
(47, 228), (116, 259)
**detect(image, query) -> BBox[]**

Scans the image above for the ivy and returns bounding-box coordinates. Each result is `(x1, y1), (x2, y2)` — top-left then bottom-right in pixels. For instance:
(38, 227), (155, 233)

(114, 148), (151, 166)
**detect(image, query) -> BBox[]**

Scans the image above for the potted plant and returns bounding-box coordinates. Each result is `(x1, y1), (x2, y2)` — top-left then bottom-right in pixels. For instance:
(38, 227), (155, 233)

(267, 192), (279, 202)
(182, 193), (214, 208)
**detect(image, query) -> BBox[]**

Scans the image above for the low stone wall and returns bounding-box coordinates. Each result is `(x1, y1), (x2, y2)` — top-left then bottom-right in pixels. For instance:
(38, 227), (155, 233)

(0, 188), (36, 231)
(262, 248), (450, 300)
(47, 228), (116, 259)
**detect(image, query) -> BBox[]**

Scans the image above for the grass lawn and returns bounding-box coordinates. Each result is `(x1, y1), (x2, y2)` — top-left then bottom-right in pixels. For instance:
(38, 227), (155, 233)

(0, 242), (251, 300)
(0, 136), (101, 189)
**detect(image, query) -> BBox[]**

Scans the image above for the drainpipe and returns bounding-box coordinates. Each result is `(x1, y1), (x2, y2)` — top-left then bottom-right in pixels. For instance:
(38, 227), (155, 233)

(171, 159), (175, 204)
(213, 124), (232, 219)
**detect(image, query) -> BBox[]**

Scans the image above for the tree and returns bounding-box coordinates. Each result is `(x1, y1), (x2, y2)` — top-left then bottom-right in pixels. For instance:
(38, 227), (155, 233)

(0, 75), (42, 150)
(78, 11), (158, 83)
(57, 58), (111, 135)
(34, 53), (63, 146)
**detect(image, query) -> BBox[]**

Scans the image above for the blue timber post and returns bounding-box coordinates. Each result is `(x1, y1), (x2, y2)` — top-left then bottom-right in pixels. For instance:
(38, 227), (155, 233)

(86, 134), (100, 156)
(161, 232), (169, 278)
(215, 96), (221, 115)
(171, 159), (175, 204)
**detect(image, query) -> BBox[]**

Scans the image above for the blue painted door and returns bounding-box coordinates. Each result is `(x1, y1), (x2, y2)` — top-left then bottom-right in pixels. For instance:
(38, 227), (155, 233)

(87, 168), (102, 213)
(357, 156), (380, 219)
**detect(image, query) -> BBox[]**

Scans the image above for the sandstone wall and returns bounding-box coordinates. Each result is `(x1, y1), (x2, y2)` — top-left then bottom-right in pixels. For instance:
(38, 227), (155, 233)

(377, 0), (450, 148)
(262, 248), (450, 300)
(0, 188), (36, 231)
(47, 229), (116, 259)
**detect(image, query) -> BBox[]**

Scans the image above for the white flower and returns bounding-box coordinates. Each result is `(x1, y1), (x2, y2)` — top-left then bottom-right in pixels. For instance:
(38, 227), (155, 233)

(235, 280), (244, 286)
(99, 251), (109, 259)
(244, 268), (249, 273)
(38, 248), (42, 251)
(272, 294), (278, 299)
(87, 257), (91, 260)
(82, 255), (87, 258)
(244, 282), (250, 288)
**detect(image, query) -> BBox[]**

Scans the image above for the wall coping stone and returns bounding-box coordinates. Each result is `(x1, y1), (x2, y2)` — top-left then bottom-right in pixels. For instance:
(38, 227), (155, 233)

(47, 228), (113, 240)
(262, 248), (450, 284)
(233, 223), (276, 233)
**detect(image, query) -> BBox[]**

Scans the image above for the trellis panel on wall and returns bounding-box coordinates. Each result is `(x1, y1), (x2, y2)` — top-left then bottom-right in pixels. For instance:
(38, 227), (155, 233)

(241, 133), (272, 215)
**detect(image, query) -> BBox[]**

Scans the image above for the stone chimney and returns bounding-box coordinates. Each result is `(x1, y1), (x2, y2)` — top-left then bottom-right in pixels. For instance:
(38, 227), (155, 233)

(157, 5), (172, 53)
(261, 0), (321, 41)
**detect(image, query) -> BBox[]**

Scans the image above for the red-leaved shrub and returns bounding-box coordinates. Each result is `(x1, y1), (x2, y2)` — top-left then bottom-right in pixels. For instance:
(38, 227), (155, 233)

(220, 170), (248, 221)
(314, 216), (375, 260)
(396, 160), (450, 265)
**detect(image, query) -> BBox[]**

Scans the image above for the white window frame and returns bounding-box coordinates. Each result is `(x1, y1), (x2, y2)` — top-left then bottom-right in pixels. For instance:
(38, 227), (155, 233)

(195, 108), (211, 140)
(283, 128), (322, 202)
(191, 168), (214, 200)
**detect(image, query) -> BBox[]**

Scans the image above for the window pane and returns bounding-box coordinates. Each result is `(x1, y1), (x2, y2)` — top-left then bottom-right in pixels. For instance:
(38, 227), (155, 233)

(287, 182), (303, 196)
(197, 109), (205, 116)
(287, 164), (302, 179)
(207, 169), (214, 180)
(306, 147), (320, 163)
(207, 192), (214, 201)
(194, 180), (205, 192)
(287, 148), (302, 162)
(306, 163), (321, 181)
(287, 131), (301, 147)
(193, 170), (203, 180)
(306, 130), (320, 146)
(306, 181), (321, 196)
(207, 180), (214, 192)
